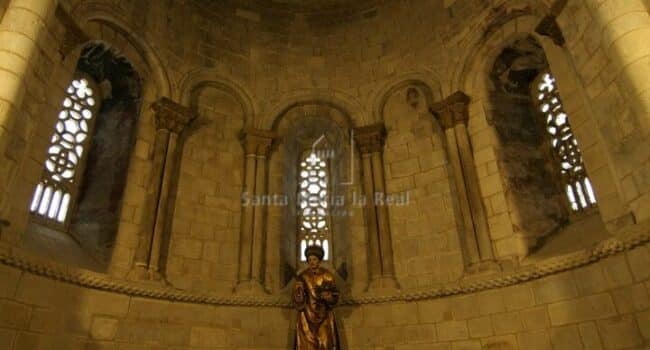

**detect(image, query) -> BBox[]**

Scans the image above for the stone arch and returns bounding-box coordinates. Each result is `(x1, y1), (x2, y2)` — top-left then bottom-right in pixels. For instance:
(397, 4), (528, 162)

(261, 89), (366, 129)
(177, 69), (256, 127)
(452, 15), (550, 97)
(265, 100), (362, 293)
(450, 13), (626, 259)
(79, 18), (171, 97)
(371, 71), (443, 124)
(55, 10), (173, 274)
(67, 10), (171, 98)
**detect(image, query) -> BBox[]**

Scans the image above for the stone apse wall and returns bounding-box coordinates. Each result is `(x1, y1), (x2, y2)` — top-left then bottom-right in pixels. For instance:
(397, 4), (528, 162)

(0, 0), (649, 349)
(0, 243), (648, 349)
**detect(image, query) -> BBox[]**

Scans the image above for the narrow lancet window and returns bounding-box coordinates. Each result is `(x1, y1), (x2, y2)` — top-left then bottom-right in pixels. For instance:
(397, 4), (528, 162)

(536, 72), (596, 211)
(298, 151), (331, 261)
(29, 77), (99, 225)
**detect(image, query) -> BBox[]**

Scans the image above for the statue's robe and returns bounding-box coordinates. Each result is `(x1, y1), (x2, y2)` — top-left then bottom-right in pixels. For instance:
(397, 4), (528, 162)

(294, 267), (340, 350)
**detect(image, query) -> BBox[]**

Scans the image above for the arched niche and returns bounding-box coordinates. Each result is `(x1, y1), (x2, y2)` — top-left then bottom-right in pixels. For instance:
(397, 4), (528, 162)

(266, 101), (364, 294)
(455, 17), (618, 259)
(378, 82), (465, 288)
(161, 83), (246, 293)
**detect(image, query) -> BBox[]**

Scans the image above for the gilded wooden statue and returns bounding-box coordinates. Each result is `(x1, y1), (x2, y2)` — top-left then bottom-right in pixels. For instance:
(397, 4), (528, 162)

(293, 245), (340, 349)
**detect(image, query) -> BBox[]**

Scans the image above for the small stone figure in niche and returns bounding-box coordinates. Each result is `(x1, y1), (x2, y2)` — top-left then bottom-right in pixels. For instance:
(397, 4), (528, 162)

(406, 86), (420, 109)
(293, 245), (340, 350)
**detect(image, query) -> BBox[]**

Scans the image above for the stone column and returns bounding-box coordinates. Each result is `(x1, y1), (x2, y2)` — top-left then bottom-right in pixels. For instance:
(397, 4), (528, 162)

(584, 0), (650, 132)
(433, 106), (481, 265)
(237, 128), (276, 293)
(251, 136), (273, 284)
(133, 97), (193, 280)
(358, 145), (382, 281)
(431, 92), (493, 264)
(0, 0), (58, 232)
(371, 148), (396, 276)
(354, 124), (398, 289)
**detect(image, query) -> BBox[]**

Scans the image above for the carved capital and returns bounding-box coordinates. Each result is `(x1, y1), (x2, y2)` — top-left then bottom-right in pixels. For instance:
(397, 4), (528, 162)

(241, 128), (277, 156)
(430, 91), (471, 130)
(151, 97), (194, 134)
(535, 15), (565, 47)
(354, 123), (386, 154)
(56, 5), (89, 59)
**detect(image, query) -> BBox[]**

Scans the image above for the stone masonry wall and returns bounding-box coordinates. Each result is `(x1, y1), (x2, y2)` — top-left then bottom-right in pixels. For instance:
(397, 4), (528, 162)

(383, 85), (465, 289)
(164, 86), (245, 294)
(0, 242), (648, 349)
(0, 0), (649, 348)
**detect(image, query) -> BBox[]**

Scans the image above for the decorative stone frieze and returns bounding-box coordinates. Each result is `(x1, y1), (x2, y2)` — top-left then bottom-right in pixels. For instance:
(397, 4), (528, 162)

(1, 228), (647, 306)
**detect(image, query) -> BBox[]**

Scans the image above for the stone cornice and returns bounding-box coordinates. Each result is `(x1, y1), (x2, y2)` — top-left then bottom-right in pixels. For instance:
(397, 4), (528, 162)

(1, 229), (648, 307)
(429, 91), (471, 129)
(151, 97), (195, 133)
(354, 123), (386, 154)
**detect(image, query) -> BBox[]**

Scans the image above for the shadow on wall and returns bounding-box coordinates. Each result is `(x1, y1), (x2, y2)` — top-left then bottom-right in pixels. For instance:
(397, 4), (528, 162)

(487, 36), (567, 249)
(70, 43), (142, 266)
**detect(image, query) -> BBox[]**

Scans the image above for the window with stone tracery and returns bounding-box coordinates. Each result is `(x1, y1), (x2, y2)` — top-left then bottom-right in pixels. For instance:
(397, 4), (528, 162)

(29, 76), (100, 226)
(535, 72), (597, 211)
(298, 151), (331, 261)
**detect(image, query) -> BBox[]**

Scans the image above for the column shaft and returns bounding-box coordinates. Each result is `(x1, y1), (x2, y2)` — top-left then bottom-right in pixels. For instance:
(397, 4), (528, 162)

(444, 128), (481, 265)
(134, 128), (170, 267)
(588, 0), (650, 131)
(0, 0), (57, 223)
(454, 123), (493, 260)
(361, 153), (382, 280)
(131, 97), (193, 280)
(238, 151), (257, 282)
(236, 128), (276, 292)
(148, 132), (179, 274)
(251, 151), (268, 282)
(370, 150), (394, 276)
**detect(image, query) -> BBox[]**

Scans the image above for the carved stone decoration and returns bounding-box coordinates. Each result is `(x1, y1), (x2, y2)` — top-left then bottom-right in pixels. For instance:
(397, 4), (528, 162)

(535, 15), (565, 47)
(132, 98), (194, 281)
(354, 123), (386, 153)
(1, 226), (647, 306)
(406, 87), (420, 109)
(152, 97), (194, 134)
(55, 5), (90, 59)
(430, 91), (470, 129)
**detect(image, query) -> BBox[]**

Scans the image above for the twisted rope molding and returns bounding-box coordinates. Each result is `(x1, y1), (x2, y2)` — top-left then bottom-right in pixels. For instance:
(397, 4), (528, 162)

(0, 229), (648, 307)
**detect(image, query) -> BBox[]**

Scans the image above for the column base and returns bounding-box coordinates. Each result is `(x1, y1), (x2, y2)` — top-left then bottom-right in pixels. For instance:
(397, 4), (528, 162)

(234, 279), (269, 295)
(465, 260), (501, 275)
(126, 264), (168, 285)
(367, 275), (400, 293)
(126, 264), (149, 281)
